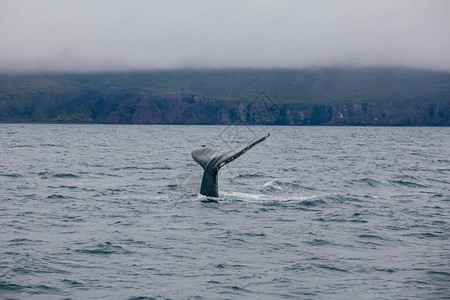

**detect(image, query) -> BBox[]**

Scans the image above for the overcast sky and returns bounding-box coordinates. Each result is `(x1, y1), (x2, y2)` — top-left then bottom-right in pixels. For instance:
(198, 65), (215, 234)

(1, 0), (449, 72)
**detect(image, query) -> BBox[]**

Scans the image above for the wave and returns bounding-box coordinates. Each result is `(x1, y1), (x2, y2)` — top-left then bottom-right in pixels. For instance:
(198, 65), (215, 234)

(261, 179), (315, 193)
(0, 281), (59, 293)
(74, 241), (131, 255)
(94, 172), (122, 177)
(354, 177), (383, 187)
(39, 143), (64, 147)
(47, 194), (70, 199)
(0, 173), (22, 178)
(390, 180), (428, 188)
(112, 166), (171, 171)
(170, 190), (326, 208)
(48, 185), (78, 190)
(61, 279), (83, 286)
(7, 238), (49, 245)
(12, 144), (34, 148)
(53, 173), (79, 178)
(0, 281), (24, 292)
(219, 191), (323, 205)
(358, 234), (387, 240)
(236, 173), (264, 179)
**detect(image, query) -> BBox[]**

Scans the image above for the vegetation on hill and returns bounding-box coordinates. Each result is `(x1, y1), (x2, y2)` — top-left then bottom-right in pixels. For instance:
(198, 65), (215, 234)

(0, 68), (449, 125)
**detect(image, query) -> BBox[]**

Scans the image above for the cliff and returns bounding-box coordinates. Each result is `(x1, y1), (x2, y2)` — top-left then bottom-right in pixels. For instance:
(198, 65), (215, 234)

(1, 68), (449, 125)
(93, 95), (449, 126)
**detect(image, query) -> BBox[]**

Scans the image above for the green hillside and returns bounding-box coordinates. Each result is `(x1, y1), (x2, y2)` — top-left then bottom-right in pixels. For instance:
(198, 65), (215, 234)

(0, 68), (449, 124)
(2, 68), (450, 102)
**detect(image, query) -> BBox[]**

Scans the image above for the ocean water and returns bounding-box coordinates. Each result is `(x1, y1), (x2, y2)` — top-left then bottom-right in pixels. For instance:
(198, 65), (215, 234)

(0, 124), (449, 299)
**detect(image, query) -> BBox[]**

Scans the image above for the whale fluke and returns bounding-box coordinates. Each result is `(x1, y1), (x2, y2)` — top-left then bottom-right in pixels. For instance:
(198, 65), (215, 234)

(191, 133), (270, 198)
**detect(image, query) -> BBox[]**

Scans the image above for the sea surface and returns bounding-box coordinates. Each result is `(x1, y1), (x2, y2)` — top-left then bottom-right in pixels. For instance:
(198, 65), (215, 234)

(1, 124), (449, 299)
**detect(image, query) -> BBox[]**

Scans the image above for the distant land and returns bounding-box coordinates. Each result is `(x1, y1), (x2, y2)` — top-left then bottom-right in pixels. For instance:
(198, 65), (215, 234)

(0, 68), (449, 125)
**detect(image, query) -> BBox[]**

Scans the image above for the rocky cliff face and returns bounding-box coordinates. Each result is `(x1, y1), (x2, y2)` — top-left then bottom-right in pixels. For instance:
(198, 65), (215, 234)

(1, 69), (449, 125)
(89, 94), (449, 126)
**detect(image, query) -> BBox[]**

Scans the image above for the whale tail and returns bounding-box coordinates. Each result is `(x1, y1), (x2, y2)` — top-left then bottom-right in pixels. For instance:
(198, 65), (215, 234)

(191, 133), (270, 198)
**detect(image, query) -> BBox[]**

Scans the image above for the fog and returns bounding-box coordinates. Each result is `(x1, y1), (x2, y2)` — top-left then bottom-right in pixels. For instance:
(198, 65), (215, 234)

(1, 0), (449, 72)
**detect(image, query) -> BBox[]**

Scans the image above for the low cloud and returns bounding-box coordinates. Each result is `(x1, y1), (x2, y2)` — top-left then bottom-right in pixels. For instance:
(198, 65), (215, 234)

(1, 0), (449, 72)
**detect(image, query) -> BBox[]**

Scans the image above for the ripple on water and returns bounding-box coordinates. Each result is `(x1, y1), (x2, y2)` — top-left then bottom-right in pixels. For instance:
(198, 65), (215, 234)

(53, 173), (80, 178)
(61, 279), (83, 287)
(47, 194), (71, 199)
(0, 282), (24, 292)
(74, 241), (132, 255)
(353, 177), (383, 187)
(390, 180), (428, 188)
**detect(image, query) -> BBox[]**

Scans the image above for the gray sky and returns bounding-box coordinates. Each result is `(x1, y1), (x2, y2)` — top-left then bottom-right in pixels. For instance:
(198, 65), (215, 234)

(1, 0), (449, 72)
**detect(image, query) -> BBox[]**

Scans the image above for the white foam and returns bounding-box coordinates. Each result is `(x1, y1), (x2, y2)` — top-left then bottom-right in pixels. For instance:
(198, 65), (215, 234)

(220, 190), (320, 203)
(262, 179), (284, 190)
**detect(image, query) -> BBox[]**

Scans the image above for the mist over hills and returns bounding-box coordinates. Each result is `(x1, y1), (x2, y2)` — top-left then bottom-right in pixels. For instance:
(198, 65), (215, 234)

(0, 68), (449, 125)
